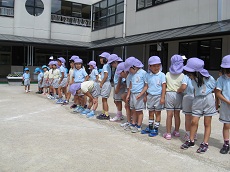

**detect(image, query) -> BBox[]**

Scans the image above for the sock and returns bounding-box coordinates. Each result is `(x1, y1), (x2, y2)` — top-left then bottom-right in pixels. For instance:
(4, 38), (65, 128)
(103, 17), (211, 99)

(105, 111), (109, 116)
(84, 105), (87, 109)
(102, 110), (105, 114)
(136, 125), (141, 128)
(224, 139), (229, 146)
(117, 111), (122, 116)
(154, 121), (160, 130)
(149, 120), (154, 130)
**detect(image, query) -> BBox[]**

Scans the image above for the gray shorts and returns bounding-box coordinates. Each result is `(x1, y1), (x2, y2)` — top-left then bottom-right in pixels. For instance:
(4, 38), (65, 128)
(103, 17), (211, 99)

(113, 84), (126, 101)
(49, 79), (53, 86)
(24, 79), (30, 86)
(38, 80), (43, 88)
(58, 78), (67, 88)
(147, 94), (164, 111)
(42, 79), (49, 87)
(130, 93), (146, 111)
(100, 81), (112, 98)
(165, 92), (183, 110)
(91, 82), (100, 98)
(52, 79), (59, 89)
(182, 94), (194, 114)
(219, 102), (230, 123)
(192, 93), (217, 117)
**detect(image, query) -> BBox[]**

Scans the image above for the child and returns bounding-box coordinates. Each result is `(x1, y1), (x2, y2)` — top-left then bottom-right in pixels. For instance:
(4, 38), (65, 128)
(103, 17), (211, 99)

(47, 61), (54, 98)
(71, 58), (89, 113)
(140, 56), (166, 137)
(164, 55), (184, 140)
(181, 57), (216, 153)
(107, 54), (125, 122)
(216, 55), (230, 154)
(96, 52), (112, 120)
(70, 81), (100, 118)
(63, 55), (79, 105)
(51, 61), (60, 99)
(22, 68), (30, 93)
(34, 67), (43, 94)
(125, 57), (146, 133)
(177, 74), (195, 141)
(88, 61), (99, 82)
(42, 65), (49, 95)
(56, 57), (68, 104)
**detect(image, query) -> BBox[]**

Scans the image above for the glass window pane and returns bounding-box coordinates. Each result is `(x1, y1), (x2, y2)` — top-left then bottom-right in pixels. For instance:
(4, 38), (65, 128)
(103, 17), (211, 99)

(72, 3), (82, 17)
(93, 3), (99, 12)
(25, 0), (35, 6)
(35, 7), (43, 16)
(108, 0), (116, 6)
(100, 9), (107, 18)
(81, 5), (90, 19)
(0, 0), (14, 7)
(210, 39), (222, 70)
(26, 6), (34, 15)
(116, 12), (123, 23)
(137, 0), (145, 9)
(35, 0), (44, 8)
(99, 18), (107, 27)
(51, 0), (61, 14)
(145, 0), (152, 7)
(100, 0), (107, 10)
(117, 0), (124, 3)
(61, 1), (71, 16)
(107, 15), (115, 26)
(108, 6), (115, 16)
(116, 2), (124, 13)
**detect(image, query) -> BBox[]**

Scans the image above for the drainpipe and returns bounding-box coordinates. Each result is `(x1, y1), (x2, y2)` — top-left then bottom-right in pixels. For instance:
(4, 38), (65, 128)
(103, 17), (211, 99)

(123, 0), (127, 38)
(218, 0), (222, 21)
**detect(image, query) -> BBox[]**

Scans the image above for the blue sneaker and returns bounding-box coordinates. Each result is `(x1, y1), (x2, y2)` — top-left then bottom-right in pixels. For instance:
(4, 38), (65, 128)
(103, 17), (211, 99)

(87, 111), (95, 118)
(141, 127), (150, 134)
(149, 129), (158, 137)
(81, 109), (91, 115)
(56, 99), (63, 104)
(73, 106), (80, 112)
(76, 107), (85, 113)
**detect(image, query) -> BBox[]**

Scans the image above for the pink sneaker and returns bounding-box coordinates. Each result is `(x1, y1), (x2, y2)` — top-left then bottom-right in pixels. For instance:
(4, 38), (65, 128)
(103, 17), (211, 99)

(163, 133), (171, 140)
(172, 130), (180, 137)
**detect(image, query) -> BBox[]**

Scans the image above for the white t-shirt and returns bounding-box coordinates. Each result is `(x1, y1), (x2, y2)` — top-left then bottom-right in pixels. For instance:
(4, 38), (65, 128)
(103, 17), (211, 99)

(166, 72), (184, 92)
(81, 81), (94, 93)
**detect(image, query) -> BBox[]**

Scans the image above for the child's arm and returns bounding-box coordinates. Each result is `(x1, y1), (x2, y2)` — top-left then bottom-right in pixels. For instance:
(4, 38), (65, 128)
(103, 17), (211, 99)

(58, 72), (64, 84)
(177, 84), (187, 93)
(160, 83), (166, 104)
(126, 83), (132, 104)
(84, 75), (89, 81)
(100, 72), (108, 88)
(95, 75), (99, 82)
(70, 76), (74, 85)
(115, 77), (122, 94)
(136, 83), (148, 100)
(216, 89), (230, 105)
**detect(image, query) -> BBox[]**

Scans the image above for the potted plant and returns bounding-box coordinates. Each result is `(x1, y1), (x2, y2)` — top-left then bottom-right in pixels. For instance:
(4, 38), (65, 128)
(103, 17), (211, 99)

(7, 72), (23, 85)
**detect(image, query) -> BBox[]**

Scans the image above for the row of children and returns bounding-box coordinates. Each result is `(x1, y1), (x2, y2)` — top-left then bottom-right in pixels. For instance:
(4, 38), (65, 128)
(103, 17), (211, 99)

(24, 52), (230, 154)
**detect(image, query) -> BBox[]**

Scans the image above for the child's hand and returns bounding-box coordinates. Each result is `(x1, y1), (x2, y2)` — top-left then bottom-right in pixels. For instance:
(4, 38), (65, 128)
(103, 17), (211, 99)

(100, 83), (103, 88)
(125, 96), (130, 104)
(93, 98), (98, 104)
(58, 80), (61, 85)
(143, 96), (147, 103)
(136, 94), (141, 100)
(160, 98), (165, 105)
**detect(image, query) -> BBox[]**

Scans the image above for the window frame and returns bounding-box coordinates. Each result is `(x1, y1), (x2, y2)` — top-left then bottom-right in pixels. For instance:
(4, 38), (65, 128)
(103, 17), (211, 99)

(92, 0), (124, 31)
(136, 0), (176, 11)
(0, 0), (14, 17)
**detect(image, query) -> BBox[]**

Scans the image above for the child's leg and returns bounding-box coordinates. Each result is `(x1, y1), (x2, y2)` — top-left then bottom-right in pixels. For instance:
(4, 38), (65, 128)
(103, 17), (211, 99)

(92, 98), (98, 111)
(203, 116), (212, 143)
(87, 99), (93, 109)
(190, 116), (200, 141)
(166, 110), (174, 133)
(58, 86), (62, 98)
(149, 111), (155, 130)
(114, 101), (122, 114)
(131, 109), (137, 125)
(136, 110), (143, 127)
(28, 85), (30, 91)
(154, 111), (161, 130)
(62, 86), (67, 99)
(223, 123), (230, 141)
(125, 104), (131, 123)
(174, 110), (181, 132)
(24, 86), (27, 91)
(185, 114), (192, 132)
(102, 98), (109, 115)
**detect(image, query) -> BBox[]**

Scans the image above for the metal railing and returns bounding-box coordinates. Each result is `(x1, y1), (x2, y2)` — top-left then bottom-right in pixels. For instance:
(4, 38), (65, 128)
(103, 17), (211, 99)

(0, 7), (14, 16)
(51, 14), (91, 27)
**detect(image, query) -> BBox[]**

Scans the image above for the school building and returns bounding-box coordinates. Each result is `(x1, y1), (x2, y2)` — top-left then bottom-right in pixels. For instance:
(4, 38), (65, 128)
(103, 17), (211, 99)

(0, 0), (230, 80)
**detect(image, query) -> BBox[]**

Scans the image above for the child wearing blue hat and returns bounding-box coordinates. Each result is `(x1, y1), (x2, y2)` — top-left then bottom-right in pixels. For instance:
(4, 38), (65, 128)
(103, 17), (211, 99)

(23, 68), (30, 93)
(42, 65), (49, 95)
(216, 55), (230, 154)
(34, 67), (43, 94)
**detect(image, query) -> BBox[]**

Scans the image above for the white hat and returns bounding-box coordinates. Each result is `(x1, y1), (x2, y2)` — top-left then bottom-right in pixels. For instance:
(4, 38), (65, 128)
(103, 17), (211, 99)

(49, 56), (54, 60)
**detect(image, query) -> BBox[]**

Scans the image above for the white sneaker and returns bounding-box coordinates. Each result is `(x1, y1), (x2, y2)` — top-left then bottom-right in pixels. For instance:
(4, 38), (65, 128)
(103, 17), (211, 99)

(131, 126), (141, 133)
(120, 122), (129, 127)
(28, 90), (31, 92)
(25, 90), (28, 93)
(110, 115), (122, 122)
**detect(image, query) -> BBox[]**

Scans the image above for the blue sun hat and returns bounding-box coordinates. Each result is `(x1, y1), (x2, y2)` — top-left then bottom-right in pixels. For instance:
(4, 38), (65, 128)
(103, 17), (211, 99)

(34, 67), (41, 74)
(42, 65), (48, 69)
(24, 67), (29, 71)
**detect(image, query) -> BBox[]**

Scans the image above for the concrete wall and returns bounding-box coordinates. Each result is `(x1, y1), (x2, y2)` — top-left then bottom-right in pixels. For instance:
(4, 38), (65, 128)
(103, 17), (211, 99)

(0, 16), (14, 35)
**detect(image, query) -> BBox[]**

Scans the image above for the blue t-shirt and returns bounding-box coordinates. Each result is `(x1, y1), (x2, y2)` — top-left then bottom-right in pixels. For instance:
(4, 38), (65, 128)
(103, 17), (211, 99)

(130, 69), (146, 93)
(23, 73), (30, 79)
(89, 69), (99, 81)
(145, 71), (166, 96)
(126, 73), (133, 89)
(59, 66), (68, 78)
(38, 73), (43, 81)
(192, 76), (216, 96)
(73, 68), (88, 83)
(101, 64), (111, 82)
(182, 75), (194, 95)
(114, 73), (126, 85)
(216, 75), (230, 101)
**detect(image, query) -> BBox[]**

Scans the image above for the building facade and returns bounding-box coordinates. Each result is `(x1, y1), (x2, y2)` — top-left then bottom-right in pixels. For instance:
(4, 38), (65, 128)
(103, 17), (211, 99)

(0, 0), (230, 79)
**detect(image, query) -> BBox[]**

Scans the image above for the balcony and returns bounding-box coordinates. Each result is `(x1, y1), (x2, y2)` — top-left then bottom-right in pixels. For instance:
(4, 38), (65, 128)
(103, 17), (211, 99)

(0, 7), (14, 17)
(51, 14), (91, 27)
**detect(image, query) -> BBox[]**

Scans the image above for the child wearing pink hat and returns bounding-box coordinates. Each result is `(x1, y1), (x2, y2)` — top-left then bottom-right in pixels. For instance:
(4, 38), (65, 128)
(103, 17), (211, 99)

(216, 55), (230, 154)
(181, 57), (216, 153)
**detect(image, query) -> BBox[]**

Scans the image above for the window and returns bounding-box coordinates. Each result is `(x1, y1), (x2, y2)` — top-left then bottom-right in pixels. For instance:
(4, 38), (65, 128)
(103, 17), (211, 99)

(0, 0), (14, 17)
(136, 0), (175, 10)
(179, 39), (222, 70)
(25, 0), (44, 16)
(92, 0), (124, 31)
(0, 46), (11, 65)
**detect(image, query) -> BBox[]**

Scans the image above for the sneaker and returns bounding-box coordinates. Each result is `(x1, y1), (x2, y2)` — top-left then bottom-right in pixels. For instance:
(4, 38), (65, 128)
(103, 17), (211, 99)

(149, 129), (158, 137)
(87, 111), (95, 118)
(141, 127), (150, 134)
(180, 140), (195, 149)
(73, 106), (80, 112)
(56, 99), (63, 104)
(110, 115), (122, 122)
(62, 100), (69, 105)
(172, 130), (180, 137)
(220, 144), (229, 154)
(28, 90), (31, 92)
(70, 104), (77, 109)
(81, 109), (91, 115)
(124, 124), (132, 131)
(183, 133), (190, 141)
(120, 122), (129, 127)
(131, 126), (141, 133)
(163, 133), (172, 140)
(25, 90), (28, 93)
(76, 107), (85, 113)
(96, 113), (110, 120)
(197, 142), (208, 153)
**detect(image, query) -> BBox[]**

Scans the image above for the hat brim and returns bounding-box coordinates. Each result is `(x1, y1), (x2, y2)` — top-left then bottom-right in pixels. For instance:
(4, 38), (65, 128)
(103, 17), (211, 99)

(183, 66), (195, 72)
(221, 64), (230, 68)
(148, 62), (161, 65)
